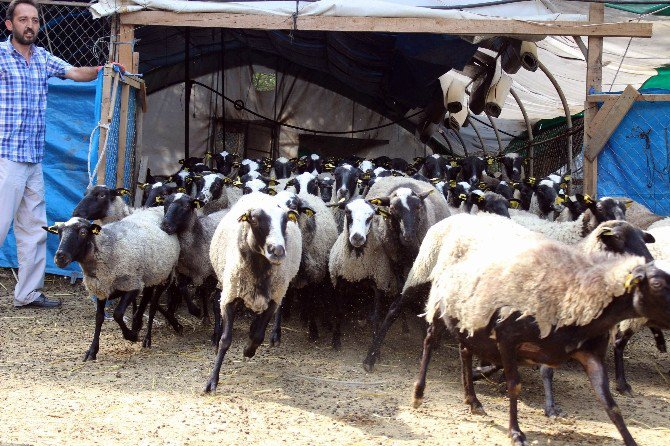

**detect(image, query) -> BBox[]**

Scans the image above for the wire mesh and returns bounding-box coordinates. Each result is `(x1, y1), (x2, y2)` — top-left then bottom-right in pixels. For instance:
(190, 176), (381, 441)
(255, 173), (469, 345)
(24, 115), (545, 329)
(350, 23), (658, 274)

(597, 101), (670, 215)
(505, 114), (584, 183)
(0, 1), (111, 67)
(123, 89), (137, 190)
(104, 82), (122, 188)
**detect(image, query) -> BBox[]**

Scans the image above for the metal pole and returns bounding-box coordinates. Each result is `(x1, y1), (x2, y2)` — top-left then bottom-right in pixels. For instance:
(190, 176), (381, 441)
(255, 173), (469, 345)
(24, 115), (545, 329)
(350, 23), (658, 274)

(184, 27), (191, 160)
(465, 115), (487, 155)
(486, 112), (504, 154)
(509, 87), (535, 176)
(538, 60), (573, 188)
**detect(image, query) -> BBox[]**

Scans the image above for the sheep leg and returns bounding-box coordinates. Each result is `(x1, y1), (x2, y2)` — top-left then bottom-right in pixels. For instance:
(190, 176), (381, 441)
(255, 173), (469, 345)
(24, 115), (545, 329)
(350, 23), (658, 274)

(498, 343), (526, 446)
(320, 282), (334, 332)
(541, 365), (562, 417)
(364, 292), (405, 372)
(413, 320), (445, 408)
(572, 350), (637, 446)
(205, 301), (236, 393)
(131, 288), (152, 332)
(244, 301), (278, 358)
(305, 286), (319, 343)
(114, 290), (140, 342)
(332, 283), (345, 350)
(461, 345), (486, 415)
(371, 287), (383, 336)
(198, 285), (211, 326)
(83, 298), (107, 361)
(650, 327), (667, 353)
(143, 284), (162, 348)
(613, 329), (634, 396)
(211, 290), (222, 348)
(270, 300), (283, 347)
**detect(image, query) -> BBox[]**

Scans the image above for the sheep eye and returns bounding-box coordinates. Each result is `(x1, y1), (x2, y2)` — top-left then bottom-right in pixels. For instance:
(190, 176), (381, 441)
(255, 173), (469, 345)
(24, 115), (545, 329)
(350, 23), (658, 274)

(650, 278), (665, 290)
(79, 228), (88, 237)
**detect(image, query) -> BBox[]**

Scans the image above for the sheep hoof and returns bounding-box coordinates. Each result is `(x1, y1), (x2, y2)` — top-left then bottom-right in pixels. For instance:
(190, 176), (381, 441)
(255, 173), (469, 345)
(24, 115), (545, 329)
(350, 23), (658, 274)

(142, 337), (152, 348)
(362, 359), (375, 373)
(270, 335), (281, 347)
(174, 323), (184, 335)
(412, 397), (423, 409)
(204, 380), (218, 393)
(331, 338), (342, 351)
(544, 406), (563, 418)
(83, 349), (97, 362)
(243, 344), (258, 358)
(510, 431), (527, 446)
(470, 403), (487, 416)
(616, 383), (633, 397)
(125, 330), (139, 343)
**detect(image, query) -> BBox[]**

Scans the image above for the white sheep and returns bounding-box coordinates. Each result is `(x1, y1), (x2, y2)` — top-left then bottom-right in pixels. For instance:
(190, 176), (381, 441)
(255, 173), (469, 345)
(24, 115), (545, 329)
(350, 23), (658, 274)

(411, 212), (670, 446)
(204, 192), (302, 392)
(271, 190), (339, 344)
(45, 214), (180, 360)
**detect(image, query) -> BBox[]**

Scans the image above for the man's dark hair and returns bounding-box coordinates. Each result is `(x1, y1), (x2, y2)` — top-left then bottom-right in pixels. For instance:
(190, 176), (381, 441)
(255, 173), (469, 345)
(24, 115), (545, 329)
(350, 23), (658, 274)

(6, 0), (39, 21)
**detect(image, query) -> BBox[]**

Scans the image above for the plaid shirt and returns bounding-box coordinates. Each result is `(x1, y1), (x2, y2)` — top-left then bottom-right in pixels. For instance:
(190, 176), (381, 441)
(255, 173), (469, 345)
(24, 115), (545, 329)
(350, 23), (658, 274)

(0, 37), (71, 163)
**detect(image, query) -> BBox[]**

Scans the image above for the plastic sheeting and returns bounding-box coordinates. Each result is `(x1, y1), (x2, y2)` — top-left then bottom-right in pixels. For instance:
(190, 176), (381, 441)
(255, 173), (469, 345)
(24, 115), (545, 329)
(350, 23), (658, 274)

(597, 94), (670, 216)
(0, 77), (98, 277)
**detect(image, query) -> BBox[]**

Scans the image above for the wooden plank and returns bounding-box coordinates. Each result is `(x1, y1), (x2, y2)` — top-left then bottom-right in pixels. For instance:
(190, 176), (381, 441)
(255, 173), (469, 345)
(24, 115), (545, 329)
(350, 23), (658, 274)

(120, 12), (653, 38)
(115, 84), (131, 187)
(134, 155), (148, 208)
(96, 66), (114, 185)
(583, 3), (604, 196)
(585, 84), (639, 161)
(585, 98), (616, 140)
(587, 93), (670, 102)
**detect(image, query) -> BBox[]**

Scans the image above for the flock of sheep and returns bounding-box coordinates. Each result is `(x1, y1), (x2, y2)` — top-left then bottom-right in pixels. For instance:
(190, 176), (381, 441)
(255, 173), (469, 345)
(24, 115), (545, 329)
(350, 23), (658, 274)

(42, 151), (670, 446)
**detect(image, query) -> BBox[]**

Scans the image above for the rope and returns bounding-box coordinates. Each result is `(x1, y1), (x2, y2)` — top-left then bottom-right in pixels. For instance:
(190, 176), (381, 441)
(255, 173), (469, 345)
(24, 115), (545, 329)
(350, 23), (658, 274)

(87, 123), (110, 187)
(190, 81), (423, 135)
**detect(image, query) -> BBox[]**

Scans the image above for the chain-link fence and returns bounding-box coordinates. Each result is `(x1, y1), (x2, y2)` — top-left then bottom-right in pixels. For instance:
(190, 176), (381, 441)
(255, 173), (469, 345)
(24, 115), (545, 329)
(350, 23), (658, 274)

(597, 101), (670, 215)
(1, 0), (111, 67)
(505, 113), (584, 184)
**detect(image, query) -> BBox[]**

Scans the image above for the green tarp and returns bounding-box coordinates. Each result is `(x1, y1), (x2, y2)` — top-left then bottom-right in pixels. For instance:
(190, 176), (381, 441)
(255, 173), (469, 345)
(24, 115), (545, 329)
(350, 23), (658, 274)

(642, 66), (670, 89)
(606, 3), (670, 16)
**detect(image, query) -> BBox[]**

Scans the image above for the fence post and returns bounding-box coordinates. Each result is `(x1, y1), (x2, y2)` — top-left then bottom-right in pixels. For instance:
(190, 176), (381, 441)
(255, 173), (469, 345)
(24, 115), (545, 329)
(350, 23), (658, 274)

(583, 3), (604, 196)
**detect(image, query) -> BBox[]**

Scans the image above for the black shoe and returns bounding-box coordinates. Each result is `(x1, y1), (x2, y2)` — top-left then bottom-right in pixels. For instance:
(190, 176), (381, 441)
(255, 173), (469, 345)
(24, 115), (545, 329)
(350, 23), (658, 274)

(16, 294), (62, 309)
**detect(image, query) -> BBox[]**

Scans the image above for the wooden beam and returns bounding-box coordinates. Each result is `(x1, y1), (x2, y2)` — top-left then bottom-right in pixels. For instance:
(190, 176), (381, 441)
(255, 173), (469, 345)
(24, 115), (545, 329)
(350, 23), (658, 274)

(587, 93), (670, 102)
(115, 84), (131, 188)
(120, 12), (653, 38)
(583, 3), (604, 197)
(584, 84), (639, 162)
(96, 66), (114, 185)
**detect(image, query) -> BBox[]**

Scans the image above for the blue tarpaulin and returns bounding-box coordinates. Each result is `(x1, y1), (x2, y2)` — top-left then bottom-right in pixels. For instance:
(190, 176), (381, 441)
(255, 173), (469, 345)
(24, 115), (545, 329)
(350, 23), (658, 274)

(0, 76), (99, 277)
(597, 90), (670, 216)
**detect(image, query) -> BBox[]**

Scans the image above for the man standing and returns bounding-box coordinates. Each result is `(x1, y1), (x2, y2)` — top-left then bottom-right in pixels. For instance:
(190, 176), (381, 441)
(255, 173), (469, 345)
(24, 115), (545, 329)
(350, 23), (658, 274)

(1, 0), (103, 308)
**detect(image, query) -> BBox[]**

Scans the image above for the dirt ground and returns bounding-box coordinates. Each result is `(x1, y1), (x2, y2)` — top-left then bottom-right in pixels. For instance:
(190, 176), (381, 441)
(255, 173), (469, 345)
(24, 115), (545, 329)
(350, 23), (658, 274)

(1, 270), (669, 446)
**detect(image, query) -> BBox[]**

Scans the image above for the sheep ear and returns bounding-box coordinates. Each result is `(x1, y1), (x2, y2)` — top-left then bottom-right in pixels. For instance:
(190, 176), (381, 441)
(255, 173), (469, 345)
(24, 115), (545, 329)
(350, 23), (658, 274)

(90, 224), (102, 235)
(287, 210), (299, 223)
(238, 211), (251, 223)
(624, 199), (634, 209)
(114, 188), (131, 196)
(178, 159), (185, 165)
(418, 189), (434, 201)
(598, 226), (614, 237)
(267, 188), (277, 196)
(43, 225), (60, 234)
(624, 268), (645, 294)
(299, 206), (316, 217)
(193, 199), (203, 209)
(376, 207), (391, 218)
(267, 179), (279, 187)
(643, 232), (655, 243)
(429, 178), (440, 185)
(368, 197), (390, 207)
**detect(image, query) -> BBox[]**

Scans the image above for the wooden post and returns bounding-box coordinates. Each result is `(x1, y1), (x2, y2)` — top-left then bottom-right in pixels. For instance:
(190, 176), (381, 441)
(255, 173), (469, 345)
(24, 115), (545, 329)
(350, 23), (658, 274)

(583, 3), (604, 196)
(114, 24), (135, 188)
(96, 66), (114, 185)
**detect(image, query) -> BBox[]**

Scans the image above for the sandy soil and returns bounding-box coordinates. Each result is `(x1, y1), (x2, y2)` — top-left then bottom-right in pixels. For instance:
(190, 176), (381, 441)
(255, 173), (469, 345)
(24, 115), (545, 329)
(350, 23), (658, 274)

(1, 270), (669, 446)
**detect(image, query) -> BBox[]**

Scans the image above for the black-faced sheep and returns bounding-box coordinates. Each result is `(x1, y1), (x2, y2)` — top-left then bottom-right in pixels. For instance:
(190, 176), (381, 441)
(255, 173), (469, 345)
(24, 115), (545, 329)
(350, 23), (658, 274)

(204, 193), (302, 393)
(410, 213), (670, 446)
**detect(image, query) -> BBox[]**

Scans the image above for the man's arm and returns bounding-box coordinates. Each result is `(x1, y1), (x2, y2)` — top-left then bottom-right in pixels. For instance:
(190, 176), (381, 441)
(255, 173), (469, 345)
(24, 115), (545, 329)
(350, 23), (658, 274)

(63, 66), (99, 82)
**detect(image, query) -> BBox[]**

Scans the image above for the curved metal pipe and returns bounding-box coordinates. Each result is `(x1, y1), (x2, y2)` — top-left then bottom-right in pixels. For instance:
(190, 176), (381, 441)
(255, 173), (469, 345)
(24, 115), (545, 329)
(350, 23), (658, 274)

(509, 87), (535, 177)
(465, 115), (487, 156)
(451, 128), (469, 157)
(538, 61), (573, 189)
(486, 112), (504, 154)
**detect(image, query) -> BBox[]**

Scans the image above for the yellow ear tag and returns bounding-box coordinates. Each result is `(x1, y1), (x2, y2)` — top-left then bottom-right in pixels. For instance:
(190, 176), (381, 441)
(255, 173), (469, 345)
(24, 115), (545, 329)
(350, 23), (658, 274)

(487, 158), (494, 165)
(625, 200), (633, 209)
(238, 212), (250, 223)
(338, 197), (346, 203)
(376, 208), (390, 218)
(91, 225), (101, 235)
(600, 228), (613, 236)
(450, 161), (458, 167)
(194, 201), (202, 209)
(204, 152), (212, 160)
(584, 194), (594, 205)
(357, 179), (363, 184)
(560, 182), (568, 190)
(458, 194), (467, 201)
(232, 162), (241, 168)
(369, 198), (382, 206)
(478, 182), (487, 190)
(117, 188), (130, 196)
(509, 200), (521, 209)
(449, 180), (457, 188)
(267, 189), (277, 196)
(555, 196), (565, 205)
(177, 187), (187, 193)
(624, 274), (641, 294)
(287, 211), (298, 222)
(564, 175), (571, 181)
(305, 209), (315, 217)
(155, 196), (164, 204)
(178, 159), (185, 164)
